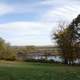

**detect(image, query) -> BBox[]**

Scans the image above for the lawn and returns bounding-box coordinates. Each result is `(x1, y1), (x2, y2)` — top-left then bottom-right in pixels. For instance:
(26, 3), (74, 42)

(0, 61), (80, 80)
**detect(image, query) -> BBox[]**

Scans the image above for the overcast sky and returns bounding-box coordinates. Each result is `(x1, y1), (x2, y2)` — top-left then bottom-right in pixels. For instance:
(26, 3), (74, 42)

(0, 0), (80, 46)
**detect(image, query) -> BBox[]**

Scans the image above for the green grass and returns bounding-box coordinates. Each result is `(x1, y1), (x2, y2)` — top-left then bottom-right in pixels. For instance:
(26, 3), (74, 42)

(0, 61), (80, 80)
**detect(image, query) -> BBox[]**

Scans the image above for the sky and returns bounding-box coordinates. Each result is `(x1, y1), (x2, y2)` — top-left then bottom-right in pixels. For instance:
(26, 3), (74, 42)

(0, 0), (80, 46)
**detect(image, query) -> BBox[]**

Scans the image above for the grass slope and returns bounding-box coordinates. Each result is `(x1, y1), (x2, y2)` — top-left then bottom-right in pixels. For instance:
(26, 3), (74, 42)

(0, 61), (80, 80)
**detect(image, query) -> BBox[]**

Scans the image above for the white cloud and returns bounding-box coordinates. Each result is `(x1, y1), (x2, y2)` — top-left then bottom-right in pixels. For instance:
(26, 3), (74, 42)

(0, 21), (53, 32)
(0, 0), (80, 18)
(0, 21), (56, 46)
(0, 1), (50, 16)
(0, 4), (14, 15)
(41, 0), (80, 23)
(0, 2), (40, 15)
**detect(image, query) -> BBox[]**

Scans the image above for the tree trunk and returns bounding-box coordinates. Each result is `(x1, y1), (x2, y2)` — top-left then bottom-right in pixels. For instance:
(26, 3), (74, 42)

(64, 59), (68, 64)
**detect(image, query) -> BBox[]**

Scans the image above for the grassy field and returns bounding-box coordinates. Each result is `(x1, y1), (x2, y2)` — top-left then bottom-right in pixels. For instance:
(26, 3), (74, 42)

(0, 61), (80, 80)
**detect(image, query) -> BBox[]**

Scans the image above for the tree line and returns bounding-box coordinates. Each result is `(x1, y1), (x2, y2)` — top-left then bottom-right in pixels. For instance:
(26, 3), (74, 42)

(53, 14), (80, 64)
(0, 38), (37, 61)
(0, 38), (16, 60)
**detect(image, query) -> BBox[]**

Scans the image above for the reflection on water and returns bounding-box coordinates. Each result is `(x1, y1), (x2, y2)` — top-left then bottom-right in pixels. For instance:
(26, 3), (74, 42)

(34, 56), (80, 63)
(34, 56), (63, 62)
(47, 56), (62, 62)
